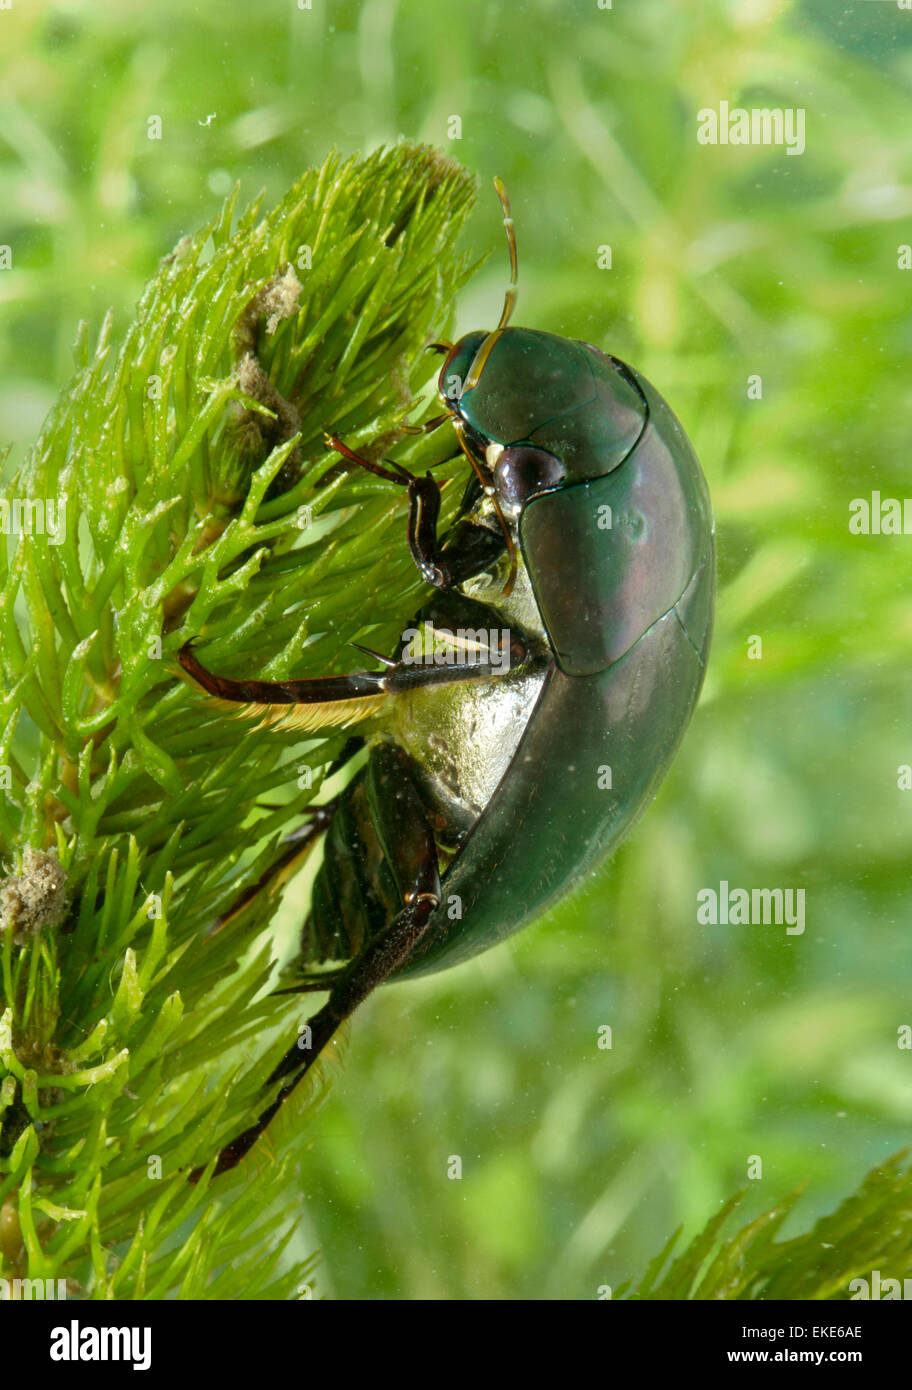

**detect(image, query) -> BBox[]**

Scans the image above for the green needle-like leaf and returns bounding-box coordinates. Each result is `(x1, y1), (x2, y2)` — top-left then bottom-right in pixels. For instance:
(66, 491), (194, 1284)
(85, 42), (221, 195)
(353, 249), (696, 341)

(0, 142), (477, 1299)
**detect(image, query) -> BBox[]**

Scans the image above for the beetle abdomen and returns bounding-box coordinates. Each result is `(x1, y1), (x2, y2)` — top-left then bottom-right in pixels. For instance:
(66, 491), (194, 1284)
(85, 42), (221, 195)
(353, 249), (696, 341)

(395, 569), (712, 979)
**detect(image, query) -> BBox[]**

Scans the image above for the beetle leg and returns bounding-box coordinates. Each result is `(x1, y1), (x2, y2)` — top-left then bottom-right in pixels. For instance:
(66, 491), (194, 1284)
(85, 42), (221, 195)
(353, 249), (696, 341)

(325, 734), (367, 776)
(406, 475), (506, 589)
(197, 737), (365, 936)
(202, 735), (366, 936)
(323, 432), (415, 486)
(324, 433), (506, 589)
(423, 449), (465, 470)
(179, 630), (532, 738)
(399, 412), (450, 435)
(206, 804), (337, 938)
(272, 966), (349, 996)
(177, 639), (391, 734)
(191, 742), (441, 1181)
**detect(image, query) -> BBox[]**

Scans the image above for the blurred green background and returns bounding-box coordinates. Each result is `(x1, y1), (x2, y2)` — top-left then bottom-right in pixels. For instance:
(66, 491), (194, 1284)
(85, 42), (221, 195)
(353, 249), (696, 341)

(3, 0), (912, 1299)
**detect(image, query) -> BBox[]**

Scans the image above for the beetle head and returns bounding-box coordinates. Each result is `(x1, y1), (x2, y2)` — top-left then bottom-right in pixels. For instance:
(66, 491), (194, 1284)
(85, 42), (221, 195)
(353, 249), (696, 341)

(438, 327), (646, 496)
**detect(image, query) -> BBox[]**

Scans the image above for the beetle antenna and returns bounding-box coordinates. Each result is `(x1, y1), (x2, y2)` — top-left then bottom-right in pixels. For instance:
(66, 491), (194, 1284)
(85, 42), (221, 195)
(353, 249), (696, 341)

(494, 177), (518, 331)
(462, 179), (519, 394)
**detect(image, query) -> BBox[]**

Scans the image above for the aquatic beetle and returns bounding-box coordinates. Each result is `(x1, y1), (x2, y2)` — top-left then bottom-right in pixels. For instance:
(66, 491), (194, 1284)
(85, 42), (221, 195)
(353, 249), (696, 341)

(180, 180), (714, 1178)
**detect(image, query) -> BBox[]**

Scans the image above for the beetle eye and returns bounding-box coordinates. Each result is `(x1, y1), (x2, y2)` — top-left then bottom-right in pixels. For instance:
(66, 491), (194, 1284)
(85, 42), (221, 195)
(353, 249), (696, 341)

(493, 446), (566, 511)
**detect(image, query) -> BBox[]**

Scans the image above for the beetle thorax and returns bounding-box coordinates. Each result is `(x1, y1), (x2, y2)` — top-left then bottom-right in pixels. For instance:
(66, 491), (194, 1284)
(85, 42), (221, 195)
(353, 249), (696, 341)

(460, 497), (547, 644)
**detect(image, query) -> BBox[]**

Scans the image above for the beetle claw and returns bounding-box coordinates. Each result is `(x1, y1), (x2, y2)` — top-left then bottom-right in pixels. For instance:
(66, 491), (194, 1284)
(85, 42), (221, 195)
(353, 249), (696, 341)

(350, 642), (397, 669)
